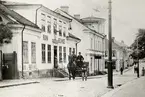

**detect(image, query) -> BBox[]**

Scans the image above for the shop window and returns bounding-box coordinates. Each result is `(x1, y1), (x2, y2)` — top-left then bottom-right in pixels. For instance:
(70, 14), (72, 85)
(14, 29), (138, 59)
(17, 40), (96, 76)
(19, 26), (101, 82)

(59, 46), (62, 63)
(31, 42), (36, 63)
(23, 41), (29, 63)
(42, 44), (46, 63)
(47, 45), (51, 63)
(63, 47), (66, 63)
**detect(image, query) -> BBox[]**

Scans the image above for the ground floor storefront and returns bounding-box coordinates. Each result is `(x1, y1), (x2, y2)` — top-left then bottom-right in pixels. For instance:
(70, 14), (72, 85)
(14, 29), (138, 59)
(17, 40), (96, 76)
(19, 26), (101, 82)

(0, 29), (80, 80)
(86, 51), (105, 75)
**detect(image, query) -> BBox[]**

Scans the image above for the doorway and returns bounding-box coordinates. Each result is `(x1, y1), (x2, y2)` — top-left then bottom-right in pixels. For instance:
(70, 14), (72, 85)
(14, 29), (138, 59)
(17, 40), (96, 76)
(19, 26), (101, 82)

(54, 46), (58, 68)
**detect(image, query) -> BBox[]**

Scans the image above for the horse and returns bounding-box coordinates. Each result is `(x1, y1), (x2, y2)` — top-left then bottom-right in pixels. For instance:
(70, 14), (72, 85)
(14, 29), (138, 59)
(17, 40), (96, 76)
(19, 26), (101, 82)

(67, 60), (77, 80)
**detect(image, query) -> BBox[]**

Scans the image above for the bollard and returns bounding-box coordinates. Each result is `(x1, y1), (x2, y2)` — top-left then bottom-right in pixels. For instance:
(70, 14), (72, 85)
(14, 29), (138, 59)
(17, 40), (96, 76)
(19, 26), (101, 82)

(141, 67), (145, 76)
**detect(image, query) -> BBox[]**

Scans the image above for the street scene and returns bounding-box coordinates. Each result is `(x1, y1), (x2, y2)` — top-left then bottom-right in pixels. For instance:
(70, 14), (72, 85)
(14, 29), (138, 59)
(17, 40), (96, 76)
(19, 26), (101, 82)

(0, 0), (145, 97)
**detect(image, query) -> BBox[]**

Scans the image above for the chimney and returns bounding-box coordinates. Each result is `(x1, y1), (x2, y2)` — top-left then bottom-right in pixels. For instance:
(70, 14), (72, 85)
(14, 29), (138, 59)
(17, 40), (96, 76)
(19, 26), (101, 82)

(121, 40), (124, 43)
(74, 14), (80, 20)
(112, 37), (115, 42)
(60, 6), (69, 13)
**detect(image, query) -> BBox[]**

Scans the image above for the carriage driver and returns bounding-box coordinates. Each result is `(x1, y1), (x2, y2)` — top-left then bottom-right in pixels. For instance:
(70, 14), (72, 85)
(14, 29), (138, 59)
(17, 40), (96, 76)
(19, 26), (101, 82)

(77, 52), (84, 68)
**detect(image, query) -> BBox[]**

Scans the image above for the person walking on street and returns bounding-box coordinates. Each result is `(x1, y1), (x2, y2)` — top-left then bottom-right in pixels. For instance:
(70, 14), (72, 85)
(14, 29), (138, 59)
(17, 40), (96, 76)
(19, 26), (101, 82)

(120, 66), (124, 75)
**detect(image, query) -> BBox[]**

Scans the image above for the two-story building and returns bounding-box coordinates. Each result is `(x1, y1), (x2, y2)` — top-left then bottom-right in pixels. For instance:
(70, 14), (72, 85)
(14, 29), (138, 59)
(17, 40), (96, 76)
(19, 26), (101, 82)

(4, 3), (80, 78)
(55, 6), (106, 74)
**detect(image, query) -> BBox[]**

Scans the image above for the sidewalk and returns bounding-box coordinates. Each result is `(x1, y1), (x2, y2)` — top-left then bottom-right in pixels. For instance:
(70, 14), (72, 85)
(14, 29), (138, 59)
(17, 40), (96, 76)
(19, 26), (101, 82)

(0, 66), (133, 89)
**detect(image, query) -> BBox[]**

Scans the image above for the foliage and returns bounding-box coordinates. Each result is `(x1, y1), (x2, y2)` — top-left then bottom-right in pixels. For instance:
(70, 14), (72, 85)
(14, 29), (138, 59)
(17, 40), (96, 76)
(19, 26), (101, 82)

(131, 29), (145, 59)
(0, 24), (13, 45)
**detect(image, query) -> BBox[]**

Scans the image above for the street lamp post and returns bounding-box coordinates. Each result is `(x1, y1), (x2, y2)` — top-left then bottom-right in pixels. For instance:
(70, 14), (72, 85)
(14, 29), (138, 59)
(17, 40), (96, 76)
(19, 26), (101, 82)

(107, 0), (114, 88)
(137, 38), (139, 78)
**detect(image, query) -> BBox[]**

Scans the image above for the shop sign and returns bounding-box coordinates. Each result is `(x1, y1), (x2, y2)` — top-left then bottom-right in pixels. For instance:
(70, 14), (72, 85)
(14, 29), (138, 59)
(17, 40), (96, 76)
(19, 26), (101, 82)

(52, 38), (65, 44)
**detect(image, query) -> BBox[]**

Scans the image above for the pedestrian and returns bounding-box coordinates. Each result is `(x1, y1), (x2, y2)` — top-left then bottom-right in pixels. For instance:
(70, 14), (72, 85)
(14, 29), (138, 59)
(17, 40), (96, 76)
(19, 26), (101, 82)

(141, 67), (145, 76)
(82, 62), (88, 81)
(134, 64), (137, 73)
(120, 67), (123, 75)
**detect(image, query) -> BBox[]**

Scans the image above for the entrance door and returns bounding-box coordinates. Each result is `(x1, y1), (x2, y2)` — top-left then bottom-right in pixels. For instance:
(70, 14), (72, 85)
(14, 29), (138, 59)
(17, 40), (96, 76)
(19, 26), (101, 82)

(54, 46), (58, 68)
(2, 51), (18, 79)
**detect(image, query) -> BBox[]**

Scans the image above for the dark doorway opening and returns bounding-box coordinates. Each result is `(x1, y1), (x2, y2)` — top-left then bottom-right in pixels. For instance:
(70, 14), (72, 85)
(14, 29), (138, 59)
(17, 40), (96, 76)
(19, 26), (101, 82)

(54, 46), (58, 68)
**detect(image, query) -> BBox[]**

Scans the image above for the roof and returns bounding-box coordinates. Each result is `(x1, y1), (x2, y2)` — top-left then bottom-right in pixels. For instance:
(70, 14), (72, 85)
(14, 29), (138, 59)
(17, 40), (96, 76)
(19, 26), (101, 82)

(81, 16), (105, 23)
(105, 38), (128, 50)
(0, 3), (39, 28)
(67, 33), (81, 41)
(5, 3), (72, 22)
(55, 8), (105, 37)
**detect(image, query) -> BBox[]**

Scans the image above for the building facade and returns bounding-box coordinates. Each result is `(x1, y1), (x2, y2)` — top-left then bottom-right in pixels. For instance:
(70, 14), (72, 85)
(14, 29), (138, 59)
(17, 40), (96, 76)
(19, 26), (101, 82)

(55, 7), (106, 75)
(105, 38), (130, 71)
(2, 3), (80, 78)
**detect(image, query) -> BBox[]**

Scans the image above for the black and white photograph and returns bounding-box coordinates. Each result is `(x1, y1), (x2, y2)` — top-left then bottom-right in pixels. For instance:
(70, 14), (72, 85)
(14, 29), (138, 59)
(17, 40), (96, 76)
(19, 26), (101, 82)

(0, 0), (145, 97)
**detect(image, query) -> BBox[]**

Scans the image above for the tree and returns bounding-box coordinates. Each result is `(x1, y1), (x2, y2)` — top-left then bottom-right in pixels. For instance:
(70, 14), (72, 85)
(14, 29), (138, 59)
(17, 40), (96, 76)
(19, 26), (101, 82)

(0, 23), (13, 80)
(0, 24), (13, 45)
(131, 29), (145, 59)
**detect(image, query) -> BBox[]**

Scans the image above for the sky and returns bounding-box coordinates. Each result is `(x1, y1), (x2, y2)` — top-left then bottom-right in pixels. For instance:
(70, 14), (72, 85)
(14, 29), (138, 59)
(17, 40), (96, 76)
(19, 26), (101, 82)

(5, 0), (145, 46)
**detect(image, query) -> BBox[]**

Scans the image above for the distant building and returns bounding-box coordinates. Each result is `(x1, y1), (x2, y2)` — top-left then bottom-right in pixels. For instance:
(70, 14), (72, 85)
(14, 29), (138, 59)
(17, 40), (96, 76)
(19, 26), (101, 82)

(105, 38), (131, 71)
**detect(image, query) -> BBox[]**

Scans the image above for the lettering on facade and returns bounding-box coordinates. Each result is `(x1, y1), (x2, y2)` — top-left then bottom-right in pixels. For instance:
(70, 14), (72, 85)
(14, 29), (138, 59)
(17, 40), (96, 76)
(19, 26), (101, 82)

(52, 38), (65, 44)
(43, 35), (48, 41)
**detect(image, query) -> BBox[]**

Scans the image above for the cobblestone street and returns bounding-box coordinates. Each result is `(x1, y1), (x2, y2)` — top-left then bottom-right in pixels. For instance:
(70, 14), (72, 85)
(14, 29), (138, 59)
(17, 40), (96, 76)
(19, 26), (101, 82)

(0, 64), (141, 97)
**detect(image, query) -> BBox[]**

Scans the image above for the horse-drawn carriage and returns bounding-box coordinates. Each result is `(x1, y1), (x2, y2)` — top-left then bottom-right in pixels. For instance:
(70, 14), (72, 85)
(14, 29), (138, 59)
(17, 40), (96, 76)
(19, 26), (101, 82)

(67, 60), (89, 81)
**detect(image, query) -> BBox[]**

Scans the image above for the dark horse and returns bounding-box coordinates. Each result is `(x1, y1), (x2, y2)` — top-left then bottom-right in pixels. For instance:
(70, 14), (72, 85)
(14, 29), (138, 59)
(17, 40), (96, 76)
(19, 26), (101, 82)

(67, 60), (77, 80)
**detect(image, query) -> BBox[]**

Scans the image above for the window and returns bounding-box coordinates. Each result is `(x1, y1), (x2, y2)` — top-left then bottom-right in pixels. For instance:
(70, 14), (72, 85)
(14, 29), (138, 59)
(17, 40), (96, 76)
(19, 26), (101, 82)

(112, 50), (116, 57)
(91, 57), (92, 71)
(53, 19), (57, 35)
(42, 44), (46, 63)
(63, 47), (66, 63)
(73, 48), (75, 53)
(47, 16), (51, 33)
(23, 41), (28, 63)
(63, 27), (66, 37)
(47, 45), (51, 63)
(41, 13), (46, 32)
(31, 42), (36, 63)
(105, 51), (107, 57)
(47, 23), (51, 33)
(59, 46), (62, 63)
(41, 25), (45, 32)
(0, 16), (3, 22)
(59, 25), (62, 36)
(91, 38), (93, 49)
(69, 48), (71, 55)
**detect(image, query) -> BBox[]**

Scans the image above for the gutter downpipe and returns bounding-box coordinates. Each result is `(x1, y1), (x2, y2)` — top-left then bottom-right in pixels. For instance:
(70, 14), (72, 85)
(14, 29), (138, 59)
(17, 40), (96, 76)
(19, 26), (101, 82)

(35, 5), (42, 25)
(76, 40), (81, 55)
(21, 25), (26, 78)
